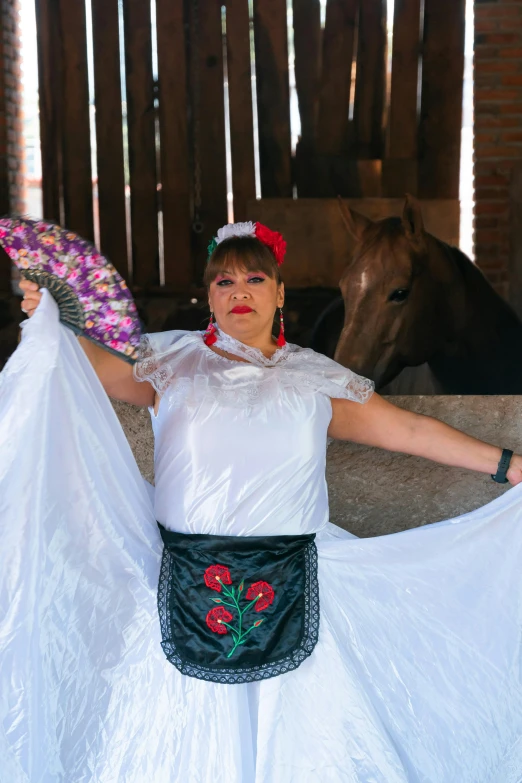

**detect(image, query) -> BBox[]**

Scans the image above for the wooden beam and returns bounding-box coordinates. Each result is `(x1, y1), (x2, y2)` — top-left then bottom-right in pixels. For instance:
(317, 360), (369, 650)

(156, 0), (192, 287)
(192, 0), (227, 274)
(317, 0), (358, 156)
(58, 0), (94, 240)
(226, 0), (256, 222)
(383, 0), (421, 196)
(418, 0), (465, 199)
(293, 0), (321, 146)
(353, 0), (386, 160)
(122, 0), (159, 288)
(34, 0), (62, 223)
(293, 0), (321, 196)
(91, 0), (129, 277)
(253, 0), (292, 197)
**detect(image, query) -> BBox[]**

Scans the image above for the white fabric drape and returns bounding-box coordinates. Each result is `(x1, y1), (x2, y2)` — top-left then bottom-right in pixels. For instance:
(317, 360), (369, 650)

(1, 291), (522, 782)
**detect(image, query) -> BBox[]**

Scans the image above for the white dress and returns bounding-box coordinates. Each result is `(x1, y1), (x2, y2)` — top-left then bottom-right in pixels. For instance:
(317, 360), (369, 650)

(1, 290), (522, 783)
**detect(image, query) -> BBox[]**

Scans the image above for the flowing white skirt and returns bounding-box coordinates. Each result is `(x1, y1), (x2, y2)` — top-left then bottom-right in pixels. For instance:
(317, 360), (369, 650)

(1, 292), (522, 783)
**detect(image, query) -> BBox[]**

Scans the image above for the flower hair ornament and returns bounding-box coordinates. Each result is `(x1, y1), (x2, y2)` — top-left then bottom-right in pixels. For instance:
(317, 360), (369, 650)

(206, 221), (287, 267)
(205, 221), (288, 348)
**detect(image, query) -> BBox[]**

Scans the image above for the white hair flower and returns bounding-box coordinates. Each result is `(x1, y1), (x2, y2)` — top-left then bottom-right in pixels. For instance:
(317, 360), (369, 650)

(216, 222), (256, 244)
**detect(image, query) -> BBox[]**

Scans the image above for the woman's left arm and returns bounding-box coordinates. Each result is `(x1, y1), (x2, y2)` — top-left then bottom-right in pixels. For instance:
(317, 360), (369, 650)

(328, 393), (522, 485)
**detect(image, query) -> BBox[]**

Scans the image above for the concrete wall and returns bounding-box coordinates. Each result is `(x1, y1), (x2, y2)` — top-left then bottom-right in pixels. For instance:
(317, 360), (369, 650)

(113, 395), (521, 538)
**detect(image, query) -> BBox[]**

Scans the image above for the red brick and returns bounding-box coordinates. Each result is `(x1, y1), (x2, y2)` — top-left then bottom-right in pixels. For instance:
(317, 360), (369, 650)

(475, 230), (502, 243)
(478, 5), (522, 17)
(476, 33), (522, 45)
(476, 19), (499, 32)
(476, 46), (500, 58)
(497, 102), (522, 113)
(475, 175), (509, 187)
(475, 131), (499, 144)
(478, 146), (522, 158)
(475, 73), (501, 87)
(502, 74), (522, 85)
(475, 89), (522, 102)
(475, 115), (520, 128)
(475, 187), (509, 200)
(475, 202), (509, 215)
(479, 60), (521, 73)
(502, 48), (522, 58)
(475, 216), (501, 228)
(501, 131), (522, 142)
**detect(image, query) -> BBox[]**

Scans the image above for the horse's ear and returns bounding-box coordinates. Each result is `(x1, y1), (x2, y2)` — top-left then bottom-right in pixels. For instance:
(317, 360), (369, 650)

(337, 196), (371, 241)
(402, 194), (424, 245)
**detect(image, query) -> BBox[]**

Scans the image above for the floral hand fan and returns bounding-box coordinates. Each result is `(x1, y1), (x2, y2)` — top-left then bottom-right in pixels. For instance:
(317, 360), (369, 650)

(0, 217), (140, 363)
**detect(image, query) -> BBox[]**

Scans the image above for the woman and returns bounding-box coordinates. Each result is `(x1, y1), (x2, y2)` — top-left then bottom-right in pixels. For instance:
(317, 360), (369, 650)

(4, 220), (522, 782)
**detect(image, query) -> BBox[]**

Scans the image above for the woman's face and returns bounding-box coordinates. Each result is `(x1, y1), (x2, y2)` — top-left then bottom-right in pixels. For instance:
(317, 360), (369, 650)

(208, 266), (284, 343)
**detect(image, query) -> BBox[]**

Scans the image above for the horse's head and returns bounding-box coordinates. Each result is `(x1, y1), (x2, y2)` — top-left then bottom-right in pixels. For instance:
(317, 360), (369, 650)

(334, 196), (463, 388)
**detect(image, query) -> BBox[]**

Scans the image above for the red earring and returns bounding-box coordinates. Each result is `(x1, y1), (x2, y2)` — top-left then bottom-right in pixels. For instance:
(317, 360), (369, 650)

(276, 307), (286, 347)
(204, 312), (217, 346)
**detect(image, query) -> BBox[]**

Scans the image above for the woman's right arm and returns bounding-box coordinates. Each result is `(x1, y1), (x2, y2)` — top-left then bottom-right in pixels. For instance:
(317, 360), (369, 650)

(19, 280), (156, 408)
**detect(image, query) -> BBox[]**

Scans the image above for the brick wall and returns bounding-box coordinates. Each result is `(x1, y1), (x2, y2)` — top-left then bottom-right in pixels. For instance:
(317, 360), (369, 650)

(0, 0), (23, 217)
(474, 0), (522, 303)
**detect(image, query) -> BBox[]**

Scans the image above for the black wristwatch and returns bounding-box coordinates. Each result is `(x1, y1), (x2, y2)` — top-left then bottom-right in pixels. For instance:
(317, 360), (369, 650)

(491, 449), (513, 484)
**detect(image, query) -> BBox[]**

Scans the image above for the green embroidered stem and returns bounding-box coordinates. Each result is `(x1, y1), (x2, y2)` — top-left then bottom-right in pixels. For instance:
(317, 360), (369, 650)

(226, 618), (264, 658)
(214, 577), (265, 658)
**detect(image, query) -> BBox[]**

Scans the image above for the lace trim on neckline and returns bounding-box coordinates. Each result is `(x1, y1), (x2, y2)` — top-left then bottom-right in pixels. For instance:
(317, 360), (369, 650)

(211, 329), (292, 368)
(134, 331), (375, 407)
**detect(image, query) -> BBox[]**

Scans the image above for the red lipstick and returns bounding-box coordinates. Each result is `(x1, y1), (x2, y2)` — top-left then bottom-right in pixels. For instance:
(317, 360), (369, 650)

(230, 305), (253, 314)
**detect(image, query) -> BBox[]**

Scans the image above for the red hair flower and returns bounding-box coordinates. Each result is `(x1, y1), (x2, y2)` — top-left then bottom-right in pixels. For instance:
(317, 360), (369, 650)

(254, 223), (287, 266)
(246, 581), (275, 612)
(206, 606), (233, 634)
(204, 564), (232, 592)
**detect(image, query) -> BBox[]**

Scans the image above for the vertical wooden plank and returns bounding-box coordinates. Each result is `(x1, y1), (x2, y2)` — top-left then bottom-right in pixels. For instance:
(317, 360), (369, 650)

(156, 0), (192, 287)
(35, 0), (61, 222)
(383, 0), (421, 196)
(353, 0), (386, 160)
(317, 0), (357, 156)
(226, 0), (256, 222)
(0, 5), (10, 215)
(293, 0), (321, 196)
(58, 0), (94, 240)
(122, 0), (159, 288)
(293, 0), (321, 145)
(388, 0), (421, 159)
(91, 0), (128, 278)
(253, 0), (292, 197)
(418, 0), (465, 199)
(191, 0), (227, 273)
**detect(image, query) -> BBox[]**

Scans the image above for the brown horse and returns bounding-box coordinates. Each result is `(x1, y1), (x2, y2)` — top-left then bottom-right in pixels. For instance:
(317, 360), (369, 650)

(323, 196), (522, 394)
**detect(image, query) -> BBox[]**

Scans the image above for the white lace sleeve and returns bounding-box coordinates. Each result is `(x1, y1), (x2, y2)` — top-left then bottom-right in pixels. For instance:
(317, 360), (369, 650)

(133, 331), (201, 396)
(281, 346), (374, 404)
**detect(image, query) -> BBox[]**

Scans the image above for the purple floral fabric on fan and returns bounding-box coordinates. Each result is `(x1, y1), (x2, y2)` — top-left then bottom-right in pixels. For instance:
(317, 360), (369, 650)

(0, 217), (140, 361)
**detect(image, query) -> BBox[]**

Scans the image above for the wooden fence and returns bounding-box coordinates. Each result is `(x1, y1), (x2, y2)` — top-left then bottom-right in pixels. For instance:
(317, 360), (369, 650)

(33, 0), (466, 292)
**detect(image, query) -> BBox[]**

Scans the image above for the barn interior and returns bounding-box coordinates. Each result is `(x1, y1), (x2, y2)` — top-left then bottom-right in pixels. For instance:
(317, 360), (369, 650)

(1, 0), (522, 529)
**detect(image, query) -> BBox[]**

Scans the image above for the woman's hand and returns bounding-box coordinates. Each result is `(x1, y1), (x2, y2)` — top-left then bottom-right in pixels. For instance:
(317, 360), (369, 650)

(507, 456), (522, 486)
(17, 277), (155, 407)
(19, 279), (42, 316)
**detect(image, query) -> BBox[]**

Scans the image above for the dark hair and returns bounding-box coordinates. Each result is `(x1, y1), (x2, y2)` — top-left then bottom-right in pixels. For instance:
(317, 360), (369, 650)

(203, 235), (282, 288)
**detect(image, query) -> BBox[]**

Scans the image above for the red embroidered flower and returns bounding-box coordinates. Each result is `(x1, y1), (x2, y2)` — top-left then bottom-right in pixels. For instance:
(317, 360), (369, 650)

(204, 564), (232, 592)
(246, 581), (275, 612)
(206, 606), (233, 634)
(254, 223), (287, 266)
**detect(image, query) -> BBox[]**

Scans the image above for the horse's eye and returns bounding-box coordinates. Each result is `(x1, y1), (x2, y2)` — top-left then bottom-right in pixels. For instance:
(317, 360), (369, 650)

(388, 288), (409, 303)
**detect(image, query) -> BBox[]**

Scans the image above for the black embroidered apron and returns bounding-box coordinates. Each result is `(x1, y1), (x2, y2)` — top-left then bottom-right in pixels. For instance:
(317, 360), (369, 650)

(157, 525), (320, 684)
